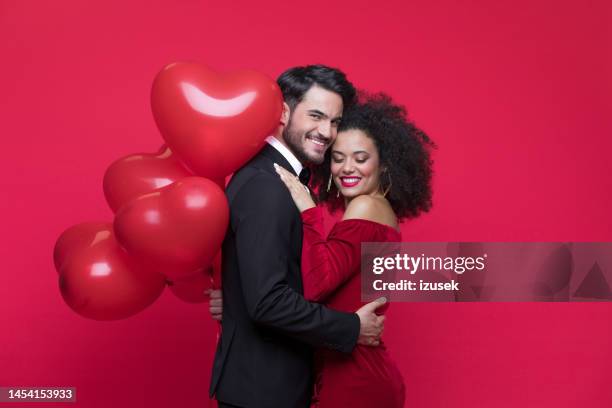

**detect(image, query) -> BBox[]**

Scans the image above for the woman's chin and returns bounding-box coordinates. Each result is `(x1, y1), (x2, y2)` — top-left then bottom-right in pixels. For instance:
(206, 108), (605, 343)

(339, 189), (359, 200)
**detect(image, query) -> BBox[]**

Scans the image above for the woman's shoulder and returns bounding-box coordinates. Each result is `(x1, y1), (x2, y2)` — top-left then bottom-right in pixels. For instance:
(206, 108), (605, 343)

(342, 195), (398, 231)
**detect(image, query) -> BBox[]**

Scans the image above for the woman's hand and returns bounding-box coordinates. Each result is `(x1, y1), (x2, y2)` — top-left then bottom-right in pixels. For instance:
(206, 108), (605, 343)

(274, 163), (316, 213)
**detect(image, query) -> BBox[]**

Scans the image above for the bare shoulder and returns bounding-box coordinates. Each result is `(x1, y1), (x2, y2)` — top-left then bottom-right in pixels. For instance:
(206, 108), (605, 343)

(343, 195), (398, 230)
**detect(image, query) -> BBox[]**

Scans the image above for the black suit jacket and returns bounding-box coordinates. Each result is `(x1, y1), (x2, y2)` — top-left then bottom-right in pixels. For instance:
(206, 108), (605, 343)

(209, 144), (360, 407)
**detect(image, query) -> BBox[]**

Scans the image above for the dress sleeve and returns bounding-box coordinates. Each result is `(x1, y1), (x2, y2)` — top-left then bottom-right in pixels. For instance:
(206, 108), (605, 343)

(300, 206), (369, 303)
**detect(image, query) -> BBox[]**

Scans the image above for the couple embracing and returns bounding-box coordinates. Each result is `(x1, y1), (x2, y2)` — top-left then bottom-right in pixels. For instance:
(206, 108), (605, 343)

(207, 65), (434, 408)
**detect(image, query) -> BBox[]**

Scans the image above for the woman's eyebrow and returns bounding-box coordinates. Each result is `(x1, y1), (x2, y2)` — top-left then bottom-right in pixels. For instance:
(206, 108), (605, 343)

(332, 150), (369, 155)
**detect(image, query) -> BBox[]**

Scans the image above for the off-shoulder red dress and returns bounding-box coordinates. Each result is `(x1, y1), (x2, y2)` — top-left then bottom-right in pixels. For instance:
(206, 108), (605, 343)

(300, 207), (406, 408)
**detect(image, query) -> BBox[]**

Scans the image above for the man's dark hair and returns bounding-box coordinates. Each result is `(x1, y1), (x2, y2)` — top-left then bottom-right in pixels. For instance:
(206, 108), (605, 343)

(277, 65), (356, 110)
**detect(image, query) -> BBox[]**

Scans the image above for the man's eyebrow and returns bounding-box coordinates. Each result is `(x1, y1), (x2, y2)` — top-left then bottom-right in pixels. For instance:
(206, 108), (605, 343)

(307, 109), (328, 118)
(308, 109), (342, 122)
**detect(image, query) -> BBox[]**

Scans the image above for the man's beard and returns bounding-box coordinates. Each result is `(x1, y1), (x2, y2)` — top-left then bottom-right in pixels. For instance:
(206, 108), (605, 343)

(282, 122), (326, 165)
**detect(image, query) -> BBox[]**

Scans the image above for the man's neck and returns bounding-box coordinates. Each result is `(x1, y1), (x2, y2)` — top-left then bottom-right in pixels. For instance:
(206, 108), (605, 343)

(265, 135), (303, 175)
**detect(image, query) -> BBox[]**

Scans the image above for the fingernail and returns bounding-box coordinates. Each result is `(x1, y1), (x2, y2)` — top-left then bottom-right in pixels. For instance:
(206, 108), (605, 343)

(377, 296), (387, 303)
(273, 163), (278, 168)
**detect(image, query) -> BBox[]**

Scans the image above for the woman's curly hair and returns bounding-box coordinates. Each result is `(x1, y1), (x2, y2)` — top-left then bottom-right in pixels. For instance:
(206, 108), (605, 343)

(311, 92), (435, 220)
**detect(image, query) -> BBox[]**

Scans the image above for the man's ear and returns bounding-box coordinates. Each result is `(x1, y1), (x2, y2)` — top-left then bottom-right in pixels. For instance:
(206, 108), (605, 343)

(280, 102), (291, 126)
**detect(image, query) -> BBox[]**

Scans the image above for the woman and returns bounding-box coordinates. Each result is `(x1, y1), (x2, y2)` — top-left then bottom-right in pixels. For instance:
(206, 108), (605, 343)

(273, 93), (435, 408)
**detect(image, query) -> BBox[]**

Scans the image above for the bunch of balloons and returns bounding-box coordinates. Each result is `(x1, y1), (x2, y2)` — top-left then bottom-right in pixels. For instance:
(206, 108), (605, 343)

(53, 62), (283, 320)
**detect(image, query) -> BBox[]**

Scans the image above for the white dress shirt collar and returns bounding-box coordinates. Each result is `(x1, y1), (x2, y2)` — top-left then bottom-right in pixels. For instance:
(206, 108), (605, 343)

(265, 136), (303, 175)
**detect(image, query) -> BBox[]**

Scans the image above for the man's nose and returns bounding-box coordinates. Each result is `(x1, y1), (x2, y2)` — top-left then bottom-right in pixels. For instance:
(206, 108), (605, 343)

(317, 121), (332, 139)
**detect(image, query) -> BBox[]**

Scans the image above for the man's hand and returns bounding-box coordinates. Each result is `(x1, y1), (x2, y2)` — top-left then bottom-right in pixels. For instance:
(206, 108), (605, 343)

(355, 297), (386, 347)
(206, 289), (223, 321)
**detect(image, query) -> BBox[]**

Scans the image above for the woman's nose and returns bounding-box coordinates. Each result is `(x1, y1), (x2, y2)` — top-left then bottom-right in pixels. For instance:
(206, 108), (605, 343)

(341, 161), (355, 173)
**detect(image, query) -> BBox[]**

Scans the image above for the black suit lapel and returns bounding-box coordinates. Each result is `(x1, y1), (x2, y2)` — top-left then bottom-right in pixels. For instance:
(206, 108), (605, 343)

(257, 143), (299, 177)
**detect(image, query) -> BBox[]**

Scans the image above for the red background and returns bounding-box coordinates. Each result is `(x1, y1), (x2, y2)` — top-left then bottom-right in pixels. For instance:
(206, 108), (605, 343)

(1, 0), (611, 407)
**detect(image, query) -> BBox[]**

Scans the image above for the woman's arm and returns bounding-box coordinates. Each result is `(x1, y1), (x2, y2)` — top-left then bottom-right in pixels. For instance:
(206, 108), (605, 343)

(274, 165), (361, 302)
(300, 206), (363, 302)
(275, 165), (390, 303)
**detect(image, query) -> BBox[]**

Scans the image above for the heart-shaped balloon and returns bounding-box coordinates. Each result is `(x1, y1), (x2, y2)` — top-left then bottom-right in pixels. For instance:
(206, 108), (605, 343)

(58, 223), (166, 320)
(103, 145), (194, 213)
(151, 62), (283, 181)
(167, 268), (214, 304)
(54, 222), (109, 272)
(113, 176), (229, 280)
(210, 251), (222, 289)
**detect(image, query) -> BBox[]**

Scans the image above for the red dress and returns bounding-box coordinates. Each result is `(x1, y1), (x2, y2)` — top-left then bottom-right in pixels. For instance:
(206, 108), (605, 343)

(300, 207), (406, 408)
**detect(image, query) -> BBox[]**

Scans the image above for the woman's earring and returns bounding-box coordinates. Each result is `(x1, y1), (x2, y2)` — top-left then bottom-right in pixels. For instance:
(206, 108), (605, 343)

(327, 173), (341, 198)
(383, 172), (392, 197)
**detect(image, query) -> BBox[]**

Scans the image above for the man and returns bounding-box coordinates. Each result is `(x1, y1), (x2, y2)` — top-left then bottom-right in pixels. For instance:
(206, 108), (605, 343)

(209, 65), (386, 408)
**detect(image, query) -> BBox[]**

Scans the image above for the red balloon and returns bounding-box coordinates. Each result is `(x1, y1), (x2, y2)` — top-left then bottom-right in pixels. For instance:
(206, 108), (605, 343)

(103, 145), (194, 213)
(54, 222), (109, 272)
(58, 223), (166, 320)
(211, 251), (222, 289)
(168, 268), (214, 304)
(113, 176), (229, 280)
(151, 62), (283, 181)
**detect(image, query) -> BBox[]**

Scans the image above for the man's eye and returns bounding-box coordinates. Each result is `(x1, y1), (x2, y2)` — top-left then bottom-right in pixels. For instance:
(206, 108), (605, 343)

(310, 114), (321, 120)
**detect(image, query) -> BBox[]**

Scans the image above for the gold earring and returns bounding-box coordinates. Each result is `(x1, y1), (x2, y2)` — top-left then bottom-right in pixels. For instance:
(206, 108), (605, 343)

(326, 173), (333, 192)
(383, 172), (392, 197)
